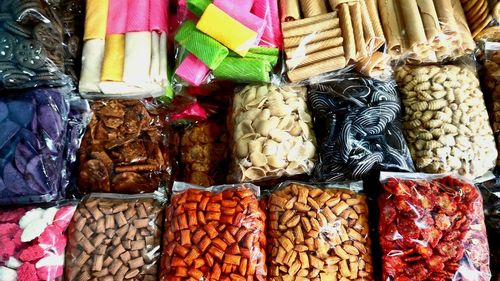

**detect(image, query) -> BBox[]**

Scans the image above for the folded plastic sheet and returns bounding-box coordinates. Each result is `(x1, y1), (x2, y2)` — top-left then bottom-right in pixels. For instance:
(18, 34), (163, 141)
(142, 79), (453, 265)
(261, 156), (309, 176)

(213, 57), (271, 82)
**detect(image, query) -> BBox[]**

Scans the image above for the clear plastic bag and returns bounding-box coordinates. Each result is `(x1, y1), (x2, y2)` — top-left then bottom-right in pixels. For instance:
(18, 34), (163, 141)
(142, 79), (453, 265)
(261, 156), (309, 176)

(78, 99), (172, 194)
(281, 0), (386, 82)
(0, 0), (72, 90)
(308, 72), (414, 181)
(160, 182), (267, 281)
(0, 202), (77, 281)
(268, 181), (374, 280)
(78, 0), (170, 98)
(65, 194), (163, 281)
(172, 0), (281, 86)
(230, 85), (317, 183)
(0, 88), (74, 205)
(378, 0), (475, 63)
(379, 172), (491, 281)
(396, 64), (497, 178)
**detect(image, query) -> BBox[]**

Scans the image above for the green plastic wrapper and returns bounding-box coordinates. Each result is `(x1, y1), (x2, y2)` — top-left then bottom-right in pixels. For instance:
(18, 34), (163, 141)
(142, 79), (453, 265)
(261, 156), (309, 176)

(175, 21), (228, 70)
(213, 57), (271, 82)
(246, 47), (279, 67)
(186, 0), (211, 17)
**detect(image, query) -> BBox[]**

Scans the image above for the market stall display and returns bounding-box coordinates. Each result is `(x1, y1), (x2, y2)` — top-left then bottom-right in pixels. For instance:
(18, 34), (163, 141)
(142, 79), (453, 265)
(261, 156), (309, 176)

(65, 195), (163, 281)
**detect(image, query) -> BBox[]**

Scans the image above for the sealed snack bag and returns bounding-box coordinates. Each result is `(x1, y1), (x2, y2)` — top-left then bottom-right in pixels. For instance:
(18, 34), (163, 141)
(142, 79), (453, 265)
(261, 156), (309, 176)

(78, 99), (172, 194)
(397, 64), (497, 178)
(0, 0), (71, 89)
(379, 172), (491, 281)
(308, 72), (414, 181)
(79, 0), (170, 97)
(379, 0), (475, 63)
(230, 85), (317, 182)
(65, 194), (163, 281)
(280, 0), (386, 82)
(0, 89), (75, 205)
(173, 0), (281, 85)
(0, 203), (77, 281)
(160, 182), (267, 280)
(268, 182), (374, 280)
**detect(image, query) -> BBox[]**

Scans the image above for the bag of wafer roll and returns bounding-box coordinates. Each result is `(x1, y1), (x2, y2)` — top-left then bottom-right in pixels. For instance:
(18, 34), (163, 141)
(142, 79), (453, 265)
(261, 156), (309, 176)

(172, 0), (282, 88)
(378, 0), (476, 64)
(281, 0), (389, 83)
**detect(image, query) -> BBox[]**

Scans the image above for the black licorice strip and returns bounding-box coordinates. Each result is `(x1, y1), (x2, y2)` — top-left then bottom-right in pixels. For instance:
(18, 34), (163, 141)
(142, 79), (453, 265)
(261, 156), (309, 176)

(308, 72), (414, 181)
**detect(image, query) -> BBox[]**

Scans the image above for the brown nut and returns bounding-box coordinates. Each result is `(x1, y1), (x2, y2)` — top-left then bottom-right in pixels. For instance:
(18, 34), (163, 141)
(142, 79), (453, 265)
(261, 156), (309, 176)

(268, 183), (374, 281)
(65, 197), (162, 281)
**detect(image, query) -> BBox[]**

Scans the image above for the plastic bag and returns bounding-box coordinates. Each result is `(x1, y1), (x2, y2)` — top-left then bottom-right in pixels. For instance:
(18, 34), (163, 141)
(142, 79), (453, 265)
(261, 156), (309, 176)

(481, 42), (500, 166)
(230, 85), (317, 183)
(172, 0), (281, 86)
(0, 203), (77, 281)
(378, 0), (475, 63)
(268, 181), (374, 280)
(65, 194), (163, 281)
(160, 182), (267, 281)
(78, 0), (170, 98)
(308, 72), (414, 181)
(281, 0), (386, 83)
(0, 88), (74, 205)
(78, 99), (172, 194)
(379, 172), (491, 281)
(0, 0), (72, 90)
(396, 64), (497, 178)
(476, 176), (500, 281)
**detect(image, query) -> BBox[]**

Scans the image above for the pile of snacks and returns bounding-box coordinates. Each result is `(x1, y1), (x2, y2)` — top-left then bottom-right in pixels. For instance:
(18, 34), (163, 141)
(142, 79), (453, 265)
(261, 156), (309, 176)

(65, 196), (163, 281)
(379, 173), (490, 281)
(231, 85), (317, 182)
(160, 184), (267, 280)
(460, 0), (494, 38)
(483, 48), (500, 164)
(78, 100), (172, 194)
(397, 64), (497, 178)
(268, 183), (373, 280)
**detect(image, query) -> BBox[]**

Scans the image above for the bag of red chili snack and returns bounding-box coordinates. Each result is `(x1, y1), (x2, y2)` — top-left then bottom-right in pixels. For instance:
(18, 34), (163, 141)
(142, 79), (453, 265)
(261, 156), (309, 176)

(379, 172), (491, 281)
(160, 182), (267, 281)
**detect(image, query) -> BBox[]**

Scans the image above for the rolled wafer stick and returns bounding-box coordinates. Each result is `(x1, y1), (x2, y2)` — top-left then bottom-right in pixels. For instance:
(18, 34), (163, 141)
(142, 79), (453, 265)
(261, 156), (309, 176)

(435, 0), (458, 35)
(286, 37), (344, 58)
(281, 0), (301, 21)
(378, 0), (404, 55)
(284, 28), (342, 48)
(350, 3), (367, 60)
(300, 0), (328, 17)
(416, 0), (441, 45)
(287, 56), (346, 82)
(399, 0), (427, 52)
(366, 0), (385, 41)
(283, 16), (340, 37)
(451, 0), (475, 52)
(286, 45), (344, 68)
(356, 51), (390, 78)
(338, 4), (356, 62)
(359, 0), (379, 51)
(282, 12), (337, 30)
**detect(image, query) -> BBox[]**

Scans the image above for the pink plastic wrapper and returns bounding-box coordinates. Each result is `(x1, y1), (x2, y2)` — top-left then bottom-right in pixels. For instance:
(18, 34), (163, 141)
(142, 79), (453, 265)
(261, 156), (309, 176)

(107, 0), (128, 34)
(150, 0), (168, 32)
(175, 54), (210, 86)
(126, 0), (150, 32)
(0, 204), (76, 281)
(251, 0), (281, 48)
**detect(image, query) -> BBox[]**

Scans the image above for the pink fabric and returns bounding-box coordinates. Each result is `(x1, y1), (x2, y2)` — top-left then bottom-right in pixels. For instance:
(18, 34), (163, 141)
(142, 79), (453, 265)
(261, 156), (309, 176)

(214, 0), (265, 44)
(150, 0), (168, 32)
(175, 54), (210, 86)
(107, 0), (128, 34)
(126, 0), (150, 32)
(252, 0), (282, 48)
(213, 0), (254, 14)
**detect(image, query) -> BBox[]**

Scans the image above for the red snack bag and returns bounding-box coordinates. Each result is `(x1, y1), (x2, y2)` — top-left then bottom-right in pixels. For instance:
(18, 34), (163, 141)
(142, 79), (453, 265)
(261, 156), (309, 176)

(160, 182), (267, 281)
(379, 172), (491, 281)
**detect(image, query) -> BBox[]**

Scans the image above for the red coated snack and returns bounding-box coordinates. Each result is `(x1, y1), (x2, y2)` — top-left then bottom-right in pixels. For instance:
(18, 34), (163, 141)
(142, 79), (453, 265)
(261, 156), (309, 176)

(160, 184), (267, 281)
(78, 100), (172, 193)
(379, 173), (491, 281)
